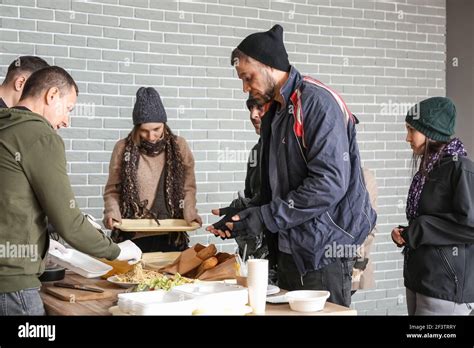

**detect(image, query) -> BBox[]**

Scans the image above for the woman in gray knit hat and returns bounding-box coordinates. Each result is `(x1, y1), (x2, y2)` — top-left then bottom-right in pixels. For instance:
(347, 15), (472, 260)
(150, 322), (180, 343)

(103, 87), (201, 252)
(391, 97), (474, 315)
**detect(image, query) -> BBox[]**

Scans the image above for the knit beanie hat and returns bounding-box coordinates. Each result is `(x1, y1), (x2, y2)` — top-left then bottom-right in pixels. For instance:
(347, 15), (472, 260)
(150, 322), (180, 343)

(405, 97), (456, 142)
(237, 24), (290, 72)
(132, 87), (167, 125)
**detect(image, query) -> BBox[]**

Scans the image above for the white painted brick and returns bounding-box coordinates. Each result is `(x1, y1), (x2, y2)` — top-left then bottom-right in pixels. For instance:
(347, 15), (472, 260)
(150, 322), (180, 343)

(88, 14), (118, 28)
(71, 1), (102, 14)
(54, 34), (85, 47)
(19, 6), (53, 20)
(103, 4), (133, 17)
(69, 174), (87, 185)
(87, 59), (117, 72)
(54, 10), (87, 24)
(0, 5), (19, 17)
(103, 73), (133, 85)
(19, 31), (52, 44)
(103, 27), (133, 40)
(354, 300), (377, 311)
(37, 20), (69, 34)
(35, 44), (68, 57)
(135, 8), (164, 21)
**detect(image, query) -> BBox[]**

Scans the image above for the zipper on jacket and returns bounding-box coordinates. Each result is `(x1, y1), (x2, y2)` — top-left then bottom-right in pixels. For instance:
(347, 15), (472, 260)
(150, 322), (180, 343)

(292, 126), (308, 166)
(326, 212), (354, 239)
(437, 248), (459, 296)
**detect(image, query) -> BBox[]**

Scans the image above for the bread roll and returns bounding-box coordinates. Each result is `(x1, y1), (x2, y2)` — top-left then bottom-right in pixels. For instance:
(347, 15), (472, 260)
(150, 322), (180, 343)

(196, 244), (217, 260)
(195, 256), (218, 278)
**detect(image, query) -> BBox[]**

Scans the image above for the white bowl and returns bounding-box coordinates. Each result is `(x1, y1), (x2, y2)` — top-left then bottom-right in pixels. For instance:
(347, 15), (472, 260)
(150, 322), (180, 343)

(286, 290), (330, 312)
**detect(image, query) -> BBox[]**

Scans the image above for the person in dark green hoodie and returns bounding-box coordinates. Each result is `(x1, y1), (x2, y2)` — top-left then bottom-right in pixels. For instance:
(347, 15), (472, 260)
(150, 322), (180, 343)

(0, 66), (142, 316)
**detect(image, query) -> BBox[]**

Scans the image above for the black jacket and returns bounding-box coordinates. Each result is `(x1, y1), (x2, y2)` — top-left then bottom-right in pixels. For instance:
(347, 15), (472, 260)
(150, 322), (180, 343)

(402, 155), (474, 303)
(244, 140), (262, 204)
(0, 98), (8, 108)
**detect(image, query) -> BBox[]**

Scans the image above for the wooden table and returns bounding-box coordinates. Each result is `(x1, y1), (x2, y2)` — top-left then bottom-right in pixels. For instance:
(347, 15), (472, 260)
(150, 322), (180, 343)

(40, 272), (124, 316)
(40, 272), (356, 316)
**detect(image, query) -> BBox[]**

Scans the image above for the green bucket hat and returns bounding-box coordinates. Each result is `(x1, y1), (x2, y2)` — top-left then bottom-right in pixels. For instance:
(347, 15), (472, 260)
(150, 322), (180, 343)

(405, 97), (456, 142)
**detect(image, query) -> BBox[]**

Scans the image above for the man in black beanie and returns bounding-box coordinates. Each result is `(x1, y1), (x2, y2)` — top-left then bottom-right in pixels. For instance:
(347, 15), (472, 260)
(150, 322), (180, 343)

(208, 24), (377, 307)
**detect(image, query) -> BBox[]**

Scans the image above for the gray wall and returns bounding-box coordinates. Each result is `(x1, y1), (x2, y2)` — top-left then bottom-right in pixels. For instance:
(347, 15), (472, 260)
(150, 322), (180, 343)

(0, 0), (446, 315)
(447, 0), (474, 155)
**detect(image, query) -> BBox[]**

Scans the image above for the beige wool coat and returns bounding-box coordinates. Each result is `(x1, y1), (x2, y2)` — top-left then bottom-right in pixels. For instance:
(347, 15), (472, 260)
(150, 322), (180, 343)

(352, 167), (378, 291)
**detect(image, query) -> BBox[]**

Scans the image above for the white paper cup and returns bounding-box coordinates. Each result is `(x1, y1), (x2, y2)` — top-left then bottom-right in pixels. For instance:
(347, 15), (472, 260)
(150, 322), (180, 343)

(247, 259), (268, 314)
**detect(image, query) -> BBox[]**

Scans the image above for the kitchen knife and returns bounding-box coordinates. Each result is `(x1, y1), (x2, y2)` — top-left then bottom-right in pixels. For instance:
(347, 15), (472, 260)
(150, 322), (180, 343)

(53, 282), (104, 293)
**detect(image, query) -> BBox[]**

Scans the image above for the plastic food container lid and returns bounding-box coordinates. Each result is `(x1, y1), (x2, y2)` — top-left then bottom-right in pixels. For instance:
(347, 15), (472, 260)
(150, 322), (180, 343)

(172, 282), (249, 308)
(48, 249), (112, 278)
(118, 290), (195, 315)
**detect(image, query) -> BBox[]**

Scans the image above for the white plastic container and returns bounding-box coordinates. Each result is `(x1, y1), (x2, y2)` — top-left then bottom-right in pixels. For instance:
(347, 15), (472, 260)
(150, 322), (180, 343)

(48, 249), (112, 278)
(117, 290), (195, 315)
(172, 282), (249, 314)
(116, 283), (250, 316)
(286, 290), (330, 312)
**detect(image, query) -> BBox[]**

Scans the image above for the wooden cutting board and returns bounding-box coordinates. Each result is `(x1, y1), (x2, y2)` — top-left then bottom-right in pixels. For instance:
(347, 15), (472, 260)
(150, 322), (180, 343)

(44, 285), (115, 302)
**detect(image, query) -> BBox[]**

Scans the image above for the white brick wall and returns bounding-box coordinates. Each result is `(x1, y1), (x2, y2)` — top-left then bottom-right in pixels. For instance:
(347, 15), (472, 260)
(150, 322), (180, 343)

(0, 0), (446, 315)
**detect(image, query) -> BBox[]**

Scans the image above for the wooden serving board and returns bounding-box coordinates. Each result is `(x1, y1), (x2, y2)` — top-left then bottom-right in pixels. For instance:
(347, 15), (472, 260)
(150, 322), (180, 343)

(44, 285), (115, 302)
(113, 219), (200, 232)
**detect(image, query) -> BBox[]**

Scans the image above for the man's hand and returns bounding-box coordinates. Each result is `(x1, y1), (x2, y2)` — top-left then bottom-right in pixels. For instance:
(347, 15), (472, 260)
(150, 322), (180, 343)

(391, 227), (406, 247)
(206, 206), (244, 239)
(116, 240), (142, 265)
(105, 217), (121, 230)
(225, 207), (265, 239)
(192, 215), (203, 226)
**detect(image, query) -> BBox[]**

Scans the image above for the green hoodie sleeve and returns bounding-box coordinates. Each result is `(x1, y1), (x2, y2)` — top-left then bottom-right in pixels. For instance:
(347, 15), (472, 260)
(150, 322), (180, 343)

(22, 133), (120, 260)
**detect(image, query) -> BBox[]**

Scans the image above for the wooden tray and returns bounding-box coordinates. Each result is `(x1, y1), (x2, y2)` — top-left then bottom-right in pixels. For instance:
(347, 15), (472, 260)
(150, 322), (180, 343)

(113, 219), (200, 232)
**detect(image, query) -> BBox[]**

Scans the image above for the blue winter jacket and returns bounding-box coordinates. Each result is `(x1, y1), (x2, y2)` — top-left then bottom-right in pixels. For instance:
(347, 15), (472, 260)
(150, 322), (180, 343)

(260, 66), (377, 276)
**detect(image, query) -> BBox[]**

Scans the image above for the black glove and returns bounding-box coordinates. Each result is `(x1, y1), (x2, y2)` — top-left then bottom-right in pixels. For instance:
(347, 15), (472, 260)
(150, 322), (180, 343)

(212, 206), (245, 239)
(230, 207), (265, 239)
